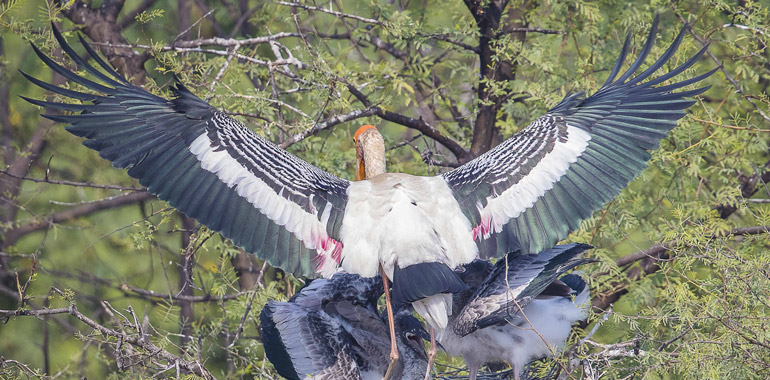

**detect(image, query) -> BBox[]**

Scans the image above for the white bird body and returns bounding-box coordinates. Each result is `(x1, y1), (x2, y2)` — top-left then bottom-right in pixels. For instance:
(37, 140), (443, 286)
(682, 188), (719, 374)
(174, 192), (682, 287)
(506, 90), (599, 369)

(341, 174), (477, 279)
(341, 165), (478, 329)
(440, 288), (590, 379)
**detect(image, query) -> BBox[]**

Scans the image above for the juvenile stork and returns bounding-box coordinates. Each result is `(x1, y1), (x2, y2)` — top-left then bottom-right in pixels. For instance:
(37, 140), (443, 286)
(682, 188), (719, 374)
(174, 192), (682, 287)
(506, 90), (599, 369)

(260, 273), (430, 380)
(440, 244), (592, 380)
(25, 15), (712, 378)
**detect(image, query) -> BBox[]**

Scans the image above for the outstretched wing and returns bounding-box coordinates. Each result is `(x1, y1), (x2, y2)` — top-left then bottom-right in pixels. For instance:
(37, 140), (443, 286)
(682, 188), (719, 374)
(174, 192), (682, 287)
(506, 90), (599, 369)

(451, 243), (592, 337)
(442, 16), (716, 258)
(23, 26), (348, 277)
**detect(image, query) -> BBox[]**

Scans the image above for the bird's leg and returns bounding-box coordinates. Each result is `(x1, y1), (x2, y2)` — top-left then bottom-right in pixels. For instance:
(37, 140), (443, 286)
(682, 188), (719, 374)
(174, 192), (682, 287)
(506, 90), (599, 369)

(512, 363), (521, 380)
(468, 364), (479, 380)
(380, 264), (399, 380)
(423, 325), (436, 380)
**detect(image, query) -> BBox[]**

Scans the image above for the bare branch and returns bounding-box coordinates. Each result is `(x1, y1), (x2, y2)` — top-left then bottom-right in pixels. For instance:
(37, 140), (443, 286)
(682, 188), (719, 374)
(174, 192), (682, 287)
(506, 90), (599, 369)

(419, 33), (479, 52)
(173, 32), (302, 48)
(505, 26), (565, 35)
(3, 192), (154, 247)
(280, 107), (379, 148)
(0, 305), (216, 379)
(274, 1), (383, 25)
(0, 170), (145, 191)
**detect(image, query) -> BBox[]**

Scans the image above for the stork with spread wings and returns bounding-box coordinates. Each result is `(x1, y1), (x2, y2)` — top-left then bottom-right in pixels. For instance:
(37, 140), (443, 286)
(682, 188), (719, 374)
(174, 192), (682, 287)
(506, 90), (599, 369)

(24, 14), (713, 378)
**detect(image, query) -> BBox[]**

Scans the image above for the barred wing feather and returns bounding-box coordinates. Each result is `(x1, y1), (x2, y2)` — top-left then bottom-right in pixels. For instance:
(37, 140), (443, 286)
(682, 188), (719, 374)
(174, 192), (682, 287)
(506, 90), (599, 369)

(23, 27), (349, 278)
(442, 16), (715, 258)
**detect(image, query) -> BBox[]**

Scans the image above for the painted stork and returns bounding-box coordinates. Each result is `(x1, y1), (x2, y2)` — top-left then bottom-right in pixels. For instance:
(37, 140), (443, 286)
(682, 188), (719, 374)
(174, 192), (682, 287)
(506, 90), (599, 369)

(260, 273), (430, 380)
(440, 243), (592, 380)
(24, 15), (712, 377)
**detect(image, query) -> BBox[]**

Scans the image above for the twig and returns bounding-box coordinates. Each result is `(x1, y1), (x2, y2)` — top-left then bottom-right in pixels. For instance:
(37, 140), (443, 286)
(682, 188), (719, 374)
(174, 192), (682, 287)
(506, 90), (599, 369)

(227, 290), (258, 348)
(173, 9), (215, 44)
(688, 115), (770, 132)
(274, 1), (383, 25)
(280, 107), (379, 148)
(117, 0), (159, 30)
(209, 43), (240, 91)
(0, 170), (145, 191)
(1, 305), (217, 379)
(3, 191), (154, 247)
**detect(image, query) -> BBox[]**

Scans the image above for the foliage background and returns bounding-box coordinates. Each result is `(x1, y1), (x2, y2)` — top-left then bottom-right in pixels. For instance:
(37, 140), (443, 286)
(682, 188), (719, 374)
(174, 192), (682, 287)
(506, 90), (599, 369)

(1, 0), (769, 379)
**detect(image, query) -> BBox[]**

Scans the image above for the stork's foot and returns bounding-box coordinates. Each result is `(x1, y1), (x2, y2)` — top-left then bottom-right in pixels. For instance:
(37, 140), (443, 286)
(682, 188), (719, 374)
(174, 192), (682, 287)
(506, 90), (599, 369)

(382, 353), (399, 380)
(423, 326), (436, 380)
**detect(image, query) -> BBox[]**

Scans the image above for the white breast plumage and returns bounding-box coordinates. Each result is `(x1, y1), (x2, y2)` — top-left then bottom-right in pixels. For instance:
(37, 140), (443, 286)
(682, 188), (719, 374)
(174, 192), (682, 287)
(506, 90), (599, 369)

(340, 173), (477, 279)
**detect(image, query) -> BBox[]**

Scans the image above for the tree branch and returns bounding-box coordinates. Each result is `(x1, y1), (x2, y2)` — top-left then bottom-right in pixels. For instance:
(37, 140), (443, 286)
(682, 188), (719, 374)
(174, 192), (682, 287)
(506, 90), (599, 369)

(280, 107), (378, 149)
(0, 170), (145, 191)
(593, 225), (770, 310)
(274, 1), (383, 26)
(3, 191), (153, 247)
(0, 305), (216, 379)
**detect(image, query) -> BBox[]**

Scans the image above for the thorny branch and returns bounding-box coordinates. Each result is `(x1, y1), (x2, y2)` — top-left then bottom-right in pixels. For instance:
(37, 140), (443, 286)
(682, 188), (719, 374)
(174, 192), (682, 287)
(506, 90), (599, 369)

(0, 305), (216, 380)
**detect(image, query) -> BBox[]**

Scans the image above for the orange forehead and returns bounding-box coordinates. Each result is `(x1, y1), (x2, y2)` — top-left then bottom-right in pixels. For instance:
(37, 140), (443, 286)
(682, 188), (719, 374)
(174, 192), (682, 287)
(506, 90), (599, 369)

(354, 125), (377, 140)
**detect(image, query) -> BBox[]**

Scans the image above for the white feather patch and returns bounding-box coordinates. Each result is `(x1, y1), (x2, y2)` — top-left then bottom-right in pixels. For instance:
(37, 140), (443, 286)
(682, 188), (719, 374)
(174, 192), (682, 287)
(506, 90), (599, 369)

(340, 174), (477, 278)
(189, 133), (342, 276)
(476, 125), (591, 238)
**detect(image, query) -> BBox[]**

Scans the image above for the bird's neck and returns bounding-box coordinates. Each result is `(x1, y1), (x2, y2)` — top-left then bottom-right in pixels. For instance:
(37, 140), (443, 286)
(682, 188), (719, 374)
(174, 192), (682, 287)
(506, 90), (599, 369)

(360, 134), (386, 179)
(364, 152), (386, 178)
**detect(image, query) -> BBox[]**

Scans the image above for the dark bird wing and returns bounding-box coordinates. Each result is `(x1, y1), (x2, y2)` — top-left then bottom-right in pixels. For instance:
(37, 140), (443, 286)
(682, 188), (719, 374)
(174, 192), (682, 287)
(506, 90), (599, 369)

(451, 243), (592, 336)
(23, 26), (349, 278)
(260, 301), (362, 380)
(441, 16), (715, 258)
(290, 272), (383, 310)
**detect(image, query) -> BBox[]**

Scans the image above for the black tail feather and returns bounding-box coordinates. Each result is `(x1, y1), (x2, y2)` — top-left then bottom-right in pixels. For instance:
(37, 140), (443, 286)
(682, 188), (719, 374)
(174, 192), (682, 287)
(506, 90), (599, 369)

(643, 44), (710, 88)
(392, 262), (469, 308)
(602, 32), (632, 88)
(20, 70), (105, 102)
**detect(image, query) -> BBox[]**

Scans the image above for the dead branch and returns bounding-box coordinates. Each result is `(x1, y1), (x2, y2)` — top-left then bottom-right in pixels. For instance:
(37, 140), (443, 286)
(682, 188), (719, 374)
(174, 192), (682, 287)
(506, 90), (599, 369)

(0, 305), (216, 379)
